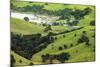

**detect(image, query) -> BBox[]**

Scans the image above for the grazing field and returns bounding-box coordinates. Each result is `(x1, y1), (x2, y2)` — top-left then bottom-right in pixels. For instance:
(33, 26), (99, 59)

(11, 18), (44, 35)
(32, 26), (95, 64)
(11, 51), (32, 66)
(11, 1), (95, 66)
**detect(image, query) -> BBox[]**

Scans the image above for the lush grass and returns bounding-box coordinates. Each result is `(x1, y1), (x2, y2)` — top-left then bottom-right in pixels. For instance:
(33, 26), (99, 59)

(11, 18), (44, 35)
(51, 26), (70, 33)
(32, 26), (95, 64)
(43, 4), (90, 11)
(78, 6), (95, 26)
(12, 1), (94, 11)
(11, 1), (95, 65)
(11, 1), (45, 8)
(11, 51), (32, 66)
(11, 18), (70, 35)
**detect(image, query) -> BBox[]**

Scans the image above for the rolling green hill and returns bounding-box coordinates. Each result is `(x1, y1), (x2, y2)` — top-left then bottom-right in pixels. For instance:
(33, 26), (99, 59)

(11, 18), (70, 35)
(11, 51), (32, 66)
(11, 0), (45, 8)
(11, 18), (44, 35)
(32, 26), (95, 64)
(11, 1), (95, 66)
(11, 1), (93, 11)
(78, 7), (95, 26)
(43, 4), (90, 11)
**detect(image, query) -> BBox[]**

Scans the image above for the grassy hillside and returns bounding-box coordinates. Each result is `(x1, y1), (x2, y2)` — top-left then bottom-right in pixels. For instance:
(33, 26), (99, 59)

(11, 0), (45, 8)
(11, 1), (95, 66)
(11, 1), (92, 11)
(11, 18), (44, 35)
(11, 18), (70, 35)
(11, 51), (32, 66)
(43, 4), (90, 11)
(32, 26), (95, 64)
(78, 7), (95, 26)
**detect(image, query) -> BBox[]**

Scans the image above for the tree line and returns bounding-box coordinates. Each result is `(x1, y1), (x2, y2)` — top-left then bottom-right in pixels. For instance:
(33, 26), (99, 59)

(11, 3), (92, 21)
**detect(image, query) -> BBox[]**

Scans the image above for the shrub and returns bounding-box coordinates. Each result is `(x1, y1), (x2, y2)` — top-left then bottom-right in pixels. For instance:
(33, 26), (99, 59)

(59, 46), (63, 50)
(77, 34), (89, 44)
(82, 31), (86, 34)
(86, 42), (90, 46)
(55, 37), (57, 40)
(41, 54), (50, 63)
(19, 60), (22, 63)
(29, 62), (34, 65)
(74, 34), (77, 37)
(42, 23), (47, 26)
(24, 17), (29, 22)
(41, 55), (46, 62)
(57, 52), (70, 63)
(63, 44), (67, 49)
(83, 7), (92, 15)
(90, 20), (95, 26)
(70, 43), (73, 47)
(63, 34), (66, 38)
(44, 25), (52, 32)
(45, 3), (48, 5)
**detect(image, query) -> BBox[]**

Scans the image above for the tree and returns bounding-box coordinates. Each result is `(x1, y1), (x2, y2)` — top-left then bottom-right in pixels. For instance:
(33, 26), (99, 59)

(41, 55), (46, 62)
(45, 3), (48, 5)
(70, 43), (73, 47)
(59, 46), (63, 50)
(63, 44), (67, 49)
(42, 23), (47, 26)
(29, 62), (34, 65)
(63, 35), (66, 38)
(44, 25), (52, 32)
(72, 9), (83, 20)
(24, 17), (29, 22)
(19, 60), (22, 63)
(82, 31), (86, 34)
(57, 52), (70, 63)
(86, 42), (90, 46)
(59, 8), (72, 21)
(11, 55), (15, 67)
(77, 34), (89, 44)
(41, 54), (50, 63)
(83, 7), (92, 15)
(48, 32), (54, 36)
(90, 20), (95, 26)
(54, 37), (57, 40)
(74, 34), (77, 37)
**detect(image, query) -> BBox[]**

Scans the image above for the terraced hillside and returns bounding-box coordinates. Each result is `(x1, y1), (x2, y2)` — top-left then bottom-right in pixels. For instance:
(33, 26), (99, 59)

(11, 1), (95, 66)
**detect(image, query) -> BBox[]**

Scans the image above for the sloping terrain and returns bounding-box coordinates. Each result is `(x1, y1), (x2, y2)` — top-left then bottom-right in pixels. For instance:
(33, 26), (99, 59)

(11, 18), (44, 35)
(11, 1), (95, 66)
(32, 26), (95, 64)
(11, 51), (33, 66)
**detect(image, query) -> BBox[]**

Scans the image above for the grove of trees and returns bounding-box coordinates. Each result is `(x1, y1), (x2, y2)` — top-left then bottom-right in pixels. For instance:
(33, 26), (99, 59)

(41, 52), (70, 63)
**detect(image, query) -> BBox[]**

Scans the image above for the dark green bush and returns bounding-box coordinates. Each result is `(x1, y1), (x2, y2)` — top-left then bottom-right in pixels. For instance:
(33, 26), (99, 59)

(24, 17), (29, 22)
(63, 44), (68, 49)
(70, 43), (73, 47)
(57, 52), (70, 63)
(29, 62), (34, 65)
(59, 46), (63, 50)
